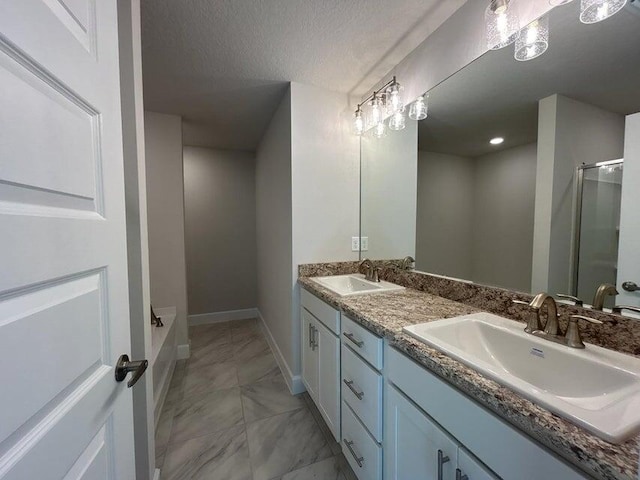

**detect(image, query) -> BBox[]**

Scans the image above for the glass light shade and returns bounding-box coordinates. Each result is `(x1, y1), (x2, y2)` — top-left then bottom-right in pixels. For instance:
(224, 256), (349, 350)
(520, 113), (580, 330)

(580, 0), (627, 23)
(485, 0), (520, 50)
(369, 95), (383, 129)
(409, 95), (428, 121)
(388, 110), (406, 131)
(514, 15), (549, 62)
(373, 121), (387, 138)
(549, 0), (574, 5)
(386, 82), (404, 114)
(353, 109), (365, 136)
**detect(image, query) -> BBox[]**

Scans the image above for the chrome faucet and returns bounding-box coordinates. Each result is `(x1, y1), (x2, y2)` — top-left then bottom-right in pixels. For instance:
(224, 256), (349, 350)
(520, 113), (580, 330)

(529, 293), (560, 335)
(592, 283), (618, 311)
(399, 256), (415, 271)
(359, 258), (380, 282)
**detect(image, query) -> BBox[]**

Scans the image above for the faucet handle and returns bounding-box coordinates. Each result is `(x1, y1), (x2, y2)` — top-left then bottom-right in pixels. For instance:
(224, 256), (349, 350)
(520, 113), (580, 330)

(512, 299), (530, 306)
(612, 305), (640, 315)
(556, 294), (584, 307)
(512, 299), (543, 333)
(566, 315), (603, 349)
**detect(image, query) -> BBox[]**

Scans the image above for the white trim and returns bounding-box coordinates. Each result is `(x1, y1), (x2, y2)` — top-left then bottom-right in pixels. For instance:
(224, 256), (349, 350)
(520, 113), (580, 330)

(257, 310), (306, 395)
(188, 308), (258, 326)
(176, 343), (190, 360)
(153, 468), (160, 480)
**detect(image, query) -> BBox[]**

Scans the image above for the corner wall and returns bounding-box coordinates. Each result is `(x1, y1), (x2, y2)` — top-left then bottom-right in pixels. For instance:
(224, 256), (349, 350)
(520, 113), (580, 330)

(255, 88), (295, 388)
(144, 111), (189, 351)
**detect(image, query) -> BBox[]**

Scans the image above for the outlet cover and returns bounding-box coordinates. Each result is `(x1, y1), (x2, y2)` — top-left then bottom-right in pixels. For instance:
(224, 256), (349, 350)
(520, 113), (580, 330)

(351, 237), (360, 252)
(361, 237), (369, 251)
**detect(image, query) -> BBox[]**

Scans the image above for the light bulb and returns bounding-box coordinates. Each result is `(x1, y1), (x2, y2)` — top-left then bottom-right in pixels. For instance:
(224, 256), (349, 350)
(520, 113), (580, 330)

(515, 15), (549, 61)
(580, 0), (627, 23)
(353, 108), (365, 136)
(373, 121), (387, 139)
(386, 81), (404, 114)
(388, 110), (406, 131)
(485, 0), (520, 50)
(409, 95), (428, 121)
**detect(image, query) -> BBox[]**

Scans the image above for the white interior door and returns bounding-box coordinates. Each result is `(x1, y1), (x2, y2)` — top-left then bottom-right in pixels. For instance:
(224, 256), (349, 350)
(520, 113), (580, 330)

(618, 112), (640, 308)
(0, 1), (137, 479)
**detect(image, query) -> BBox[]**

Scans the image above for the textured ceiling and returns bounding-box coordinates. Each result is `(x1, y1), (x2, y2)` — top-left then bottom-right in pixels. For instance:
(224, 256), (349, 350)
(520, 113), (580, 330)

(418, 1), (640, 158)
(141, 0), (464, 150)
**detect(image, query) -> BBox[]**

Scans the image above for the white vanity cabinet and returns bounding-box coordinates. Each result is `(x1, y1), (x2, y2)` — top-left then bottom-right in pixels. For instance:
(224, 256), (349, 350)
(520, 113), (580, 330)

(301, 289), (341, 441)
(386, 346), (588, 480)
(385, 383), (497, 480)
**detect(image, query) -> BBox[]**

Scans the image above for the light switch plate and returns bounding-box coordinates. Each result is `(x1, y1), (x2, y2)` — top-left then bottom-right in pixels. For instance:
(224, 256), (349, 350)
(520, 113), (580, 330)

(351, 237), (360, 252)
(361, 237), (369, 251)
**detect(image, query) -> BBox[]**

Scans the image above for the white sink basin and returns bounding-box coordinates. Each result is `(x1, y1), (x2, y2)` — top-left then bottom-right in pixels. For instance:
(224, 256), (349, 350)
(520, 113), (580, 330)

(403, 312), (640, 443)
(311, 274), (404, 297)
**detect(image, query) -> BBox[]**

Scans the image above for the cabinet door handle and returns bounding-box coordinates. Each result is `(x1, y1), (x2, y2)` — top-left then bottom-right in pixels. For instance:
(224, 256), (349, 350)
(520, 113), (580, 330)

(344, 332), (364, 348)
(343, 379), (365, 400)
(344, 439), (364, 467)
(312, 325), (318, 351)
(308, 323), (314, 348)
(437, 450), (450, 480)
(456, 468), (468, 480)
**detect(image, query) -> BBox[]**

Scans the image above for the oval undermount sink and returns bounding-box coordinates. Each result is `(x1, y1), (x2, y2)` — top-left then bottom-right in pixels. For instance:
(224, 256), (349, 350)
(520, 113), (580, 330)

(311, 274), (404, 297)
(403, 312), (640, 444)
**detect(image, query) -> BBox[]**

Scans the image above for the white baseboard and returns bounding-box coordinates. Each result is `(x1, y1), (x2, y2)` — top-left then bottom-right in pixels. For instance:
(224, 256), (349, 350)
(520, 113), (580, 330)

(257, 310), (305, 395)
(176, 343), (190, 360)
(188, 308), (258, 326)
(153, 468), (160, 480)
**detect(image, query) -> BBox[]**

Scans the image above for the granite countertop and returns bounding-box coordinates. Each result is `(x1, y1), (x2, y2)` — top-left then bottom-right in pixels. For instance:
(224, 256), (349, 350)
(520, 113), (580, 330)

(298, 276), (639, 480)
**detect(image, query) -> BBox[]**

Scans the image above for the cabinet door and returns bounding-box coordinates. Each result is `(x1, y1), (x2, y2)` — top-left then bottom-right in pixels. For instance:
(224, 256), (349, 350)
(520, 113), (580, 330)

(385, 384), (457, 480)
(301, 308), (319, 401)
(457, 448), (499, 480)
(316, 319), (341, 441)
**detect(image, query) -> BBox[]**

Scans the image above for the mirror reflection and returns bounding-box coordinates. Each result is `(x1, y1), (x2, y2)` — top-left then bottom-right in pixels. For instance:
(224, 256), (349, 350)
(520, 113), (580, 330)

(360, 1), (640, 309)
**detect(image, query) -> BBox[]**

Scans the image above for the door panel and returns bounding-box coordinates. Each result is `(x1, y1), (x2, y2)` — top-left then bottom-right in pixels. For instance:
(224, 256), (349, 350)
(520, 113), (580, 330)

(0, 0), (135, 478)
(301, 308), (318, 400)
(316, 320), (340, 441)
(385, 384), (457, 480)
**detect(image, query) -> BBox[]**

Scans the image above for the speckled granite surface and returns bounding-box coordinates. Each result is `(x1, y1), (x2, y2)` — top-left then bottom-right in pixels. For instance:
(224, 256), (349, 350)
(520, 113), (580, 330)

(298, 270), (640, 480)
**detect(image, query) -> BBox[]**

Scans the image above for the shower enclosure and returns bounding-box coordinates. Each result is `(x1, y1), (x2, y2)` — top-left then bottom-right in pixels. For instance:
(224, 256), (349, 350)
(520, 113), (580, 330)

(572, 159), (624, 308)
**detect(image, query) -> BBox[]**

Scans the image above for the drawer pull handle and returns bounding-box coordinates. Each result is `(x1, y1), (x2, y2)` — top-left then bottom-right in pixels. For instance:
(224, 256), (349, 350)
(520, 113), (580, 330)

(344, 332), (364, 348)
(344, 439), (364, 467)
(456, 469), (468, 480)
(437, 450), (450, 480)
(343, 379), (365, 400)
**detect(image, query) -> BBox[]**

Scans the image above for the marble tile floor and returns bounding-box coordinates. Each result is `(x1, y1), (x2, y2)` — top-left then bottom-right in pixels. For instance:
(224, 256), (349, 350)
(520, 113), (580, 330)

(155, 318), (357, 480)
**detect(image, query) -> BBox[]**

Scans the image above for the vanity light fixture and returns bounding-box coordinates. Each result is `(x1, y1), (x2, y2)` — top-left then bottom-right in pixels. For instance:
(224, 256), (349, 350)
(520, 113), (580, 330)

(580, 0), (627, 23)
(485, 0), (520, 50)
(409, 94), (429, 121)
(353, 76), (407, 136)
(515, 15), (549, 61)
(490, 137), (505, 145)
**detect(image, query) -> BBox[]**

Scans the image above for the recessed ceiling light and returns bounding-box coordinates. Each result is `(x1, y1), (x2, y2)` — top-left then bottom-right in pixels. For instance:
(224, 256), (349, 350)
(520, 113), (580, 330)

(490, 137), (505, 145)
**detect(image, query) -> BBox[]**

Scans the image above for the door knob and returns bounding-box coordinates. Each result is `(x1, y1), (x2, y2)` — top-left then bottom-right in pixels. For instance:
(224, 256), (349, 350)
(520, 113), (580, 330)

(115, 354), (148, 388)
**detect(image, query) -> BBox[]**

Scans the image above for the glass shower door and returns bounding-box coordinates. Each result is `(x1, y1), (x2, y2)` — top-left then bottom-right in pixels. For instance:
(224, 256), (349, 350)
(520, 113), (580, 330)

(574, 160), (623, 308)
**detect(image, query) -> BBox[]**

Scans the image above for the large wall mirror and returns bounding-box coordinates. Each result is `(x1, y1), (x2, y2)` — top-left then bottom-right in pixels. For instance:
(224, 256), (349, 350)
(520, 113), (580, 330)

(360, 1), (640, 310)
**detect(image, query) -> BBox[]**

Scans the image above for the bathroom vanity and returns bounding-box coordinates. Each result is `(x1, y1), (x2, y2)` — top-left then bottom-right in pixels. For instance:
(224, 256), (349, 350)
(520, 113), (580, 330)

(298, 267), (639, 480)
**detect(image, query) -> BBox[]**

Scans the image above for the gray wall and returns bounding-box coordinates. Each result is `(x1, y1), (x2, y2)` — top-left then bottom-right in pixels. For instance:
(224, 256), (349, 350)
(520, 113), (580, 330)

(416, 151), (474, 279)
(532, 95), (625, 295)
(256, 88), (294, 383)
(416, 143), (537, 292)
(472, 143), (537, 292)
(144, 111), (189, 346)
(183, 146), (257, 315)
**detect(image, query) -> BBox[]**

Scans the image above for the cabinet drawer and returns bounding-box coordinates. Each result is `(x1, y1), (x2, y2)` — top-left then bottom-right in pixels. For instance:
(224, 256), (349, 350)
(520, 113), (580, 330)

(342, 316), (383, 370)
(301, 288), (340, 334)
(342, 345), (382, 442)
(342, 402), (382, 480)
